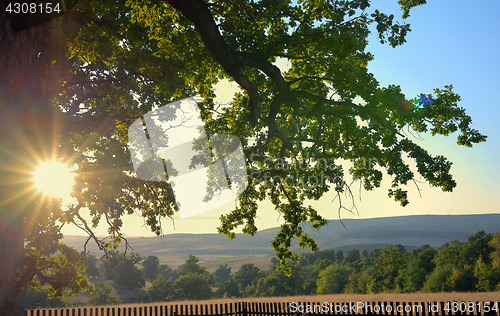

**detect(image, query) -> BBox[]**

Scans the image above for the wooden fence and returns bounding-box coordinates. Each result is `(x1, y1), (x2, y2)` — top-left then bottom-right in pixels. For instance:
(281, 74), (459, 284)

(26, 300), (500, 316)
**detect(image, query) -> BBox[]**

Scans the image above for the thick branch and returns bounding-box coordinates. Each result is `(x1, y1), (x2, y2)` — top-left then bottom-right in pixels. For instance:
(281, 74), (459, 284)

(15, 257), (37, 291)
(15, 257), (60, 291)
(240, 52), (301, 111)
(294, 90), (354, 109)
(164, 0), (261, 125)
(34, 271), (59, 288)
(266, 94), (284, 128)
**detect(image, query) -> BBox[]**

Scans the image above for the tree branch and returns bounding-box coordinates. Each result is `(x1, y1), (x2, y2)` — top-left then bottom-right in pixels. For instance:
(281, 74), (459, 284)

(34, 270), (59, 289)
(15, 256), (37, 291)
(164, 0), (261, 125)
(240, 52), (301, 112)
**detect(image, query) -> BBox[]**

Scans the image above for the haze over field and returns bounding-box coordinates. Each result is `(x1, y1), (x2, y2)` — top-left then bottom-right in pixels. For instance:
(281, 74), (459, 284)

(64, 214), (500, 270)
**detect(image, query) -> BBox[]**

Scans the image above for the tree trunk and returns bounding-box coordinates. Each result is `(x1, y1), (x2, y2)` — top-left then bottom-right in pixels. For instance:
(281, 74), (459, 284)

(0, 1), (57, 314)
(0, 224), (25, 316)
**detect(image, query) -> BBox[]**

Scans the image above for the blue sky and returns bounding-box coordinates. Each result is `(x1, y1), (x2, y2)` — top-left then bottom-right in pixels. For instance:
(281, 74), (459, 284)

(62, 0), (500, 237)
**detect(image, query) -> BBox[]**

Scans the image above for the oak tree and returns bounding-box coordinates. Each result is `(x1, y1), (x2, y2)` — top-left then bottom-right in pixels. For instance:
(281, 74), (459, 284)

(0, 0), (487, 314)
(142, 255), (161, 282)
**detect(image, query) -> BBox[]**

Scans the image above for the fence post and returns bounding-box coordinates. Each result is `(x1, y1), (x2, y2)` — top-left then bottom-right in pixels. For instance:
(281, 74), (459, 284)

(441, 302), (446, 316)
(416, 302), (423, 316)
(453, 301), (460, 316)
(430, 301), (437, 316)
(484, 301), (499, 316)
(384, 301), (389, 316)
(365, 301), (372, 316)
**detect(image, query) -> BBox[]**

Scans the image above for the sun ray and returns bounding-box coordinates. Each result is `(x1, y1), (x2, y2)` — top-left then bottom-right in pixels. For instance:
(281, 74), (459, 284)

(31, 160), (76, 201)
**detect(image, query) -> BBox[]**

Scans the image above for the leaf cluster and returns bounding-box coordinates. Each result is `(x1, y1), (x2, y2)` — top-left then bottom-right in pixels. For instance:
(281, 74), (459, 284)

(44, 0), (487, 276)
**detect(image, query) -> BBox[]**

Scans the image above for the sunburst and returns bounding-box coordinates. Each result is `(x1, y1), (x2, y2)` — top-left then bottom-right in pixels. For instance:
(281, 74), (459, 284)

(31, 160), (75, 200)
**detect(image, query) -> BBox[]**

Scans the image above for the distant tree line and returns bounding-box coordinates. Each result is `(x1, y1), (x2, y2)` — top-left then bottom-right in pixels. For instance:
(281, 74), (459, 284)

(23, 230), (500, 308)
(92, 230), (500, 303)
(181, 231), (500, 300)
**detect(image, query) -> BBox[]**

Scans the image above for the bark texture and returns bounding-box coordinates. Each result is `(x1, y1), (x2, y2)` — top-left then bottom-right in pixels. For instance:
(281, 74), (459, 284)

(0, 0), (57, 314)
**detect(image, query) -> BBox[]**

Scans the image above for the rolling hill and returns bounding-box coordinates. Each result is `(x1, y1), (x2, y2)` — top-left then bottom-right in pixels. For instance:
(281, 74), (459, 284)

(63, 214), (500, 271)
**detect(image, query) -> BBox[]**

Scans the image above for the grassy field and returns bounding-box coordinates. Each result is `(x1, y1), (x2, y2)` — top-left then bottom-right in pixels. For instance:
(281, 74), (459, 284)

(70, 277), (148, 305)
(68, 256), (271, 305)
(70, 276), (500, 308)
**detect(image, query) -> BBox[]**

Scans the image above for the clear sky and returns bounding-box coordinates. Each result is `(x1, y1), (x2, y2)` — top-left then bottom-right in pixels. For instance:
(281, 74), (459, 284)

(62, 0), (500, 237)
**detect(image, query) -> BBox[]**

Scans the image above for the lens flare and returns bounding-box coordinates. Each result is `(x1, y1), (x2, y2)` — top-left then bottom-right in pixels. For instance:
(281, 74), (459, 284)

(32, 160), (75, 200)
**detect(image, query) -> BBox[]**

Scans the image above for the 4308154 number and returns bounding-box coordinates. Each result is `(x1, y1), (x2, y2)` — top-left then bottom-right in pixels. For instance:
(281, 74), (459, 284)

(5, 2), (61, 14)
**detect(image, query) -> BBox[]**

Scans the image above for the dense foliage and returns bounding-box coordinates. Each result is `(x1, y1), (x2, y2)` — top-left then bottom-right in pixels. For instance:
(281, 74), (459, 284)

(54, 0), (487, 274)
(25, 230), (499, 307)
(78, 230), (500, 306)
(87, 282), (121, 306)
(0, 0), (488, 313)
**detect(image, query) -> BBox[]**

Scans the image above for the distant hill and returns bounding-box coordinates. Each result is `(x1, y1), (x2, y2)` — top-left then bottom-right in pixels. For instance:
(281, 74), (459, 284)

(63, 214), (500, 270)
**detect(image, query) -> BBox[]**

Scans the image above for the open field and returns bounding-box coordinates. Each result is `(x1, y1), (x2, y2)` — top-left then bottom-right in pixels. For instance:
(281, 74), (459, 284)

(70, 277), (148, 305)
(56, 292), (500, 316)
(32, 290), (500, 316)
(69, 277), (500, 308)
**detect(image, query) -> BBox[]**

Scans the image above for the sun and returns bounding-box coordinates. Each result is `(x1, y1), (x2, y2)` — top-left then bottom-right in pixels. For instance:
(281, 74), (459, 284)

(32, 160), (75, 200)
